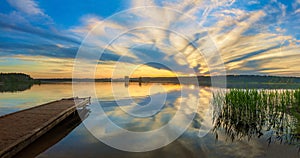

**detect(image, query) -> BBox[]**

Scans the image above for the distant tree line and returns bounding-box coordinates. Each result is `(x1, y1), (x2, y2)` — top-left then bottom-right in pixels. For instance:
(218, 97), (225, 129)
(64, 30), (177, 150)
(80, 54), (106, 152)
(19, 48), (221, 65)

(0, 73), (40, 92)
(0, 73), (38, 84)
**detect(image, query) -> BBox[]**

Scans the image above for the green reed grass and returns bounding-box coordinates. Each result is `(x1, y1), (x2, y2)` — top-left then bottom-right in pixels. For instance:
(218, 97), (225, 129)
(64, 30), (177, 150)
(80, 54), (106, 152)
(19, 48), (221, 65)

(212, 89), (300, 146)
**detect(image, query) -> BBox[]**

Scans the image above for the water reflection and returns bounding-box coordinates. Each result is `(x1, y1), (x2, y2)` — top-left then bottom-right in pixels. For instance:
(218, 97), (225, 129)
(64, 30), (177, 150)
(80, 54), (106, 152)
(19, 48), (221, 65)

(0, 82), (33, 92)
(0, 83), (74, 116)
(212, 90), (300, 149)
(99, 89), (191, 132)
(79, 82), (203, 152)
(1, 83), (300, 157)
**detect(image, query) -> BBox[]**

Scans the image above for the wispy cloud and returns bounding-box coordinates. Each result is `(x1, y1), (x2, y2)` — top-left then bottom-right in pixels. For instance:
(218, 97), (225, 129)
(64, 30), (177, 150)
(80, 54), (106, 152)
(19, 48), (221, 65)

(248, 1), (260, 5)
(0, 19), (80, 44)
(7, 0), (45, 16)
(0, 0), (299, 77)
(0, 0), (81, 60)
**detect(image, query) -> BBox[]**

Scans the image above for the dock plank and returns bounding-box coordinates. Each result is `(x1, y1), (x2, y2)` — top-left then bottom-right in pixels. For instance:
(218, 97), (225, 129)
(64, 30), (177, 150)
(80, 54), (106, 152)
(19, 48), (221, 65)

(0, 97), (90, 158)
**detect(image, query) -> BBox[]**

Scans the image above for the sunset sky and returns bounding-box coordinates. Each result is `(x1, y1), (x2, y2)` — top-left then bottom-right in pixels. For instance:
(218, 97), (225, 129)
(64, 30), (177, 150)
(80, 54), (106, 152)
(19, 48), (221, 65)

(0, 0), (299, 78)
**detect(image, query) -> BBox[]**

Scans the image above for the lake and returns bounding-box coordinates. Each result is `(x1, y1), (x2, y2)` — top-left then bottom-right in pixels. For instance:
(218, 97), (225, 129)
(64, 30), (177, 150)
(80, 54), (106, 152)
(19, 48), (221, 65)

(1, 82), (299, 158)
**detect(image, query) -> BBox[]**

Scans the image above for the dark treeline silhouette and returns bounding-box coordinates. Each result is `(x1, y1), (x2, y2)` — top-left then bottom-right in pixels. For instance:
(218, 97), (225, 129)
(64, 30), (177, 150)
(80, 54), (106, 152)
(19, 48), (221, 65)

(0, 73), (40, 92)
(38, 75), (300, 89)
(0, 73), (34, 83)
(130, 75), (300, 89)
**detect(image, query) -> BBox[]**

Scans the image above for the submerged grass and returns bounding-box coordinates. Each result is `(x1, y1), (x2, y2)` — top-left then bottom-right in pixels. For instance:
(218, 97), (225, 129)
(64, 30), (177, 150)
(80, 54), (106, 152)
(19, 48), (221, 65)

(212, 88), (300, 147)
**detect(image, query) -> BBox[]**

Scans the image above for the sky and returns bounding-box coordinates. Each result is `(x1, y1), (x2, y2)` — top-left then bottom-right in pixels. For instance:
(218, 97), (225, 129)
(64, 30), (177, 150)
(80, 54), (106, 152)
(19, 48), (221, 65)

(0, 0), (299, 78)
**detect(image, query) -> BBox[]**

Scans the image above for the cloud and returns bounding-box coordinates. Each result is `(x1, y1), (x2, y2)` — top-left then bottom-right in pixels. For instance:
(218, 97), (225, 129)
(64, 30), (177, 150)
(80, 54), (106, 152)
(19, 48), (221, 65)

(215, 10), (266, 50)
(69, 0), (300, 77)
(1, 0), (300, 77)
(0, 19), (80, 45)
(0, 1), (81, 60)
(0, 43), (78, 58)
(69, 14), (103, 37)
(0, 55), (74, 78)
(248, 1), (260, 5)
(293, 0), (300, 10)
(6, 0), (45, 16)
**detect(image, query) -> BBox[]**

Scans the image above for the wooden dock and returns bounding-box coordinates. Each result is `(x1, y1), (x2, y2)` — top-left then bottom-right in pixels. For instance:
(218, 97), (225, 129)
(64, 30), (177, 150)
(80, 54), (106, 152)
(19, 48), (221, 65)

(0, 97), (90, 158)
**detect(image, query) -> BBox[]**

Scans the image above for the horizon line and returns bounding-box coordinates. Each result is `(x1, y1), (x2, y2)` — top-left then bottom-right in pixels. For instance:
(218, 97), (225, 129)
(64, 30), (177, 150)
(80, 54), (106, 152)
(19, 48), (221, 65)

(35, 74), (300, 80)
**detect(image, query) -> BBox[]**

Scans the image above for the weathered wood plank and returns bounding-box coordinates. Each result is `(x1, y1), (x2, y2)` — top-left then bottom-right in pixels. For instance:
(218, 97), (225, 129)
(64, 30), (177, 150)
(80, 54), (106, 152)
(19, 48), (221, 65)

(0, 97), (90, 158)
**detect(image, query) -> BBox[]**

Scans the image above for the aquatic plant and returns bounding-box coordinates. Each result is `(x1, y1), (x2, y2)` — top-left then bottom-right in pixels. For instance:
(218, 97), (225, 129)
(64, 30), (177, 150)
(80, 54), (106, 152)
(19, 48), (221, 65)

(212, 89), (300, 147)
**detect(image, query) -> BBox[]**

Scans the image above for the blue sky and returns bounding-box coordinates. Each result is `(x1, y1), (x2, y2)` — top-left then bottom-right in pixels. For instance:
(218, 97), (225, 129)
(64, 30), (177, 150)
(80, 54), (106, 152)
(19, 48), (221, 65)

(0, 0), (299, 78)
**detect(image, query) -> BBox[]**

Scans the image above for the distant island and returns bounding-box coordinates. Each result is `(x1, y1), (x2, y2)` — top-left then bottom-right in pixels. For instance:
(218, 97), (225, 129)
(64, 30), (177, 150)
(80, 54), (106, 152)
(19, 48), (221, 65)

(0, 73), (40, 92)
(0, 73), (36, 83)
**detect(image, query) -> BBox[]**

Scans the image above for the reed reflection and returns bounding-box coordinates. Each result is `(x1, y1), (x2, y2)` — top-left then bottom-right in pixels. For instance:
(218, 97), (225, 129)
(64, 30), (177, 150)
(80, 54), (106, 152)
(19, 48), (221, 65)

(212, 89), (300, 148)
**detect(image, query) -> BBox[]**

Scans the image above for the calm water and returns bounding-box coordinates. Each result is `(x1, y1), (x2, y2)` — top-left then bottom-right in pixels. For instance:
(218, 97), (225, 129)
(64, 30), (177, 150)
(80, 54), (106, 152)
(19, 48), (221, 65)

(1, 83), (300, 158)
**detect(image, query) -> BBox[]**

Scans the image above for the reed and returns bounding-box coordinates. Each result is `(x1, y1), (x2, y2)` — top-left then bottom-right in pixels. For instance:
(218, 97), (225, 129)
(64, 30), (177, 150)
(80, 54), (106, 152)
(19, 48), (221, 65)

(212, 89), (300, 147)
